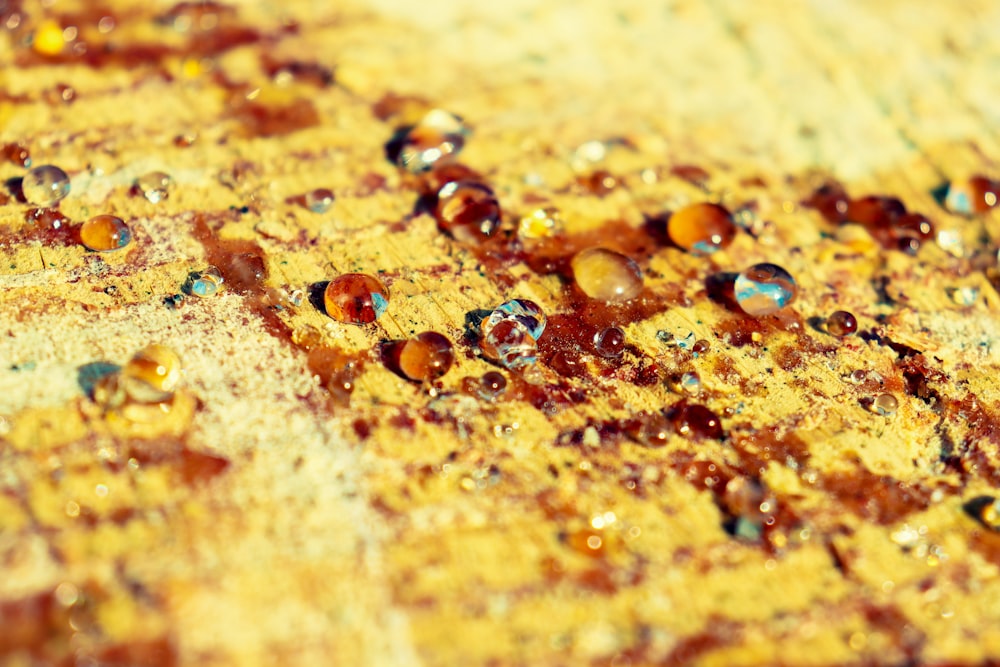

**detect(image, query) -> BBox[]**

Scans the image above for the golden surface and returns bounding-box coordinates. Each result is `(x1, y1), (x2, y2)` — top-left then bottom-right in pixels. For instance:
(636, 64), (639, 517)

(2, 1), (1000, 665)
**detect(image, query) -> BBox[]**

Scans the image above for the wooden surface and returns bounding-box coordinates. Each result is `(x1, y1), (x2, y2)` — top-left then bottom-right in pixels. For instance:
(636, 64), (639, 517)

(2, 1), (1000, 665)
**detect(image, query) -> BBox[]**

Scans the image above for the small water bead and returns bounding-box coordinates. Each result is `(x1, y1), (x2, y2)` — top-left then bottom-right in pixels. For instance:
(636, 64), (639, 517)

(79, 215), (132, 251)
(734, 263), (797, 317)
(2, 142), (31, 167)
(944, 176), (999, 215)
(323, 273), (389, 324)
(482, 299), (546, 342)
(826, 310), (858, 337)
(304, 187), (335, 213)
(477, 371), (507, 400)
(518, 206), (563, 240)
(593, 326), (626, 358)
(871, 393), (899, 417)
(396, 109), (469, 173)
(480, 319), (537, 370)
(434, 181), (501, 243)
(136, 171), (171, 203)
(184, 266), (224, 297)
(692, 339), (711, 355)
(948, 286), (980, 307)
(397, 332), (455, 382)
(669, 371), (701, 396)
(571, 247), (643, 303)
(121, 344), (182, 403)
(21, 164), (70, 206)
(667, 203), (737, 255)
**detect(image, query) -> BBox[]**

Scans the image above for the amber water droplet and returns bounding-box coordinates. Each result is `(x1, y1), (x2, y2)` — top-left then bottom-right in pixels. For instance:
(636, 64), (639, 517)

(304, 187), (334, 213)
(396, 332), (455, 382)
(122, 345), (182, 403)
(975, 498), (1000, 531)
(577, 170), (617, 196)
(593, 327), (625, 358)
(871, 393), (899, 417)
(668, 203), (737, 255)
(22, 164), (70, 206)
(2, 143), (31, 167)
(80, 215), (132, 251)
(734, 263), (797, 316)
(692, 339), (710, 355)
(826, 310), (858, 337)
(478, 371), (507, 400)
(672, 403), (722, 439)
(323, 273), (389, 324)
(571, 247), (643, 302)
(136, 171), (171, 203)
(434, 181), (501, 243)
(395, 109), (469, 173)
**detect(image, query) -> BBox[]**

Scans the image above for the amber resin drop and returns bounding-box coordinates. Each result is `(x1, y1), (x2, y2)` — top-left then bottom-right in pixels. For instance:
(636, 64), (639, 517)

(122, 344), (182, 403)
(397, 332), (455, 382)
(826, 310), (858, 337)
(434, 181), (501, 243)
(570, 247), (643, 302)
(667, 203), (737, 255)
(323, 273), (389, 324)
(79, 215), (132, 251)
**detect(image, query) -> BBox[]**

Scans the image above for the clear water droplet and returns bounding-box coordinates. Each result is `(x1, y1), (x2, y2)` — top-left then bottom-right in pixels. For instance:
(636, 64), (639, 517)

(184, 266), (225, 297)
(304, 187), (334, 213)
(734, 263), (797, 316)
(136, 171), (171, 203)
(482, 299), (546, 342)
(22, 164), (70, 206)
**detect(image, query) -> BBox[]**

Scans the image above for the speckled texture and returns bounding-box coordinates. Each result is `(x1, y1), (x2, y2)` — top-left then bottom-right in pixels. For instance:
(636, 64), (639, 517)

(2, 1), (1000, 665)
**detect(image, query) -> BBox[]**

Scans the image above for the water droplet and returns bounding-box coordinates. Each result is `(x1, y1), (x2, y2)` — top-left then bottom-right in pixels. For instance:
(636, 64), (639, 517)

(22, 164), (70, 206)
(396, 109), (469, 173)
(481, 319), (537, 370)
(669, 371), (701, 396)
(323, 273), (389, 324)
(692, 339), (710, 355)
(671, 402), (722, 439)
(518, 206), (563, 239)
(396, 331), (455, 382)
(482, 299), (546, 342)
(945, 176), (1000, 215)
(668, 203), (737, 255)
(948, 286), (979, 307)
(976, 498), (1000, 530)
(871, 393), (899, 416)
(576, 170), (618, 196)
(571, 247), (643, 302)
(79, 215), (132, 251)
(734, 263), (797, 316)
(304, 187), (334, 213)
(434, 180), (501, 243)
(122, 344), (182, 403)
(2, 142), (31, 167)
(477, 371), (507, 400)
(136, 171), (171, 203)
(183, 266), (225, 297)
(593, 326), (625, 358)
(826, 310), (858, 337)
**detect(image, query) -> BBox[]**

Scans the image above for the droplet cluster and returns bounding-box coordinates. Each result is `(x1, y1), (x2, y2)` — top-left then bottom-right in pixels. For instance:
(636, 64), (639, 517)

(806, 183), (935, 254)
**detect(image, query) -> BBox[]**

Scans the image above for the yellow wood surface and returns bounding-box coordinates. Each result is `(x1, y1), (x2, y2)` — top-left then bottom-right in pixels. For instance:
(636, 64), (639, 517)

(2, 1), (1000, 665)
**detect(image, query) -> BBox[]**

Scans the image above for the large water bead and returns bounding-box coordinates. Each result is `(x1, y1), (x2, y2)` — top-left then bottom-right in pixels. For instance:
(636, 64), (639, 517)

(434, 181), (501, 243)
(323, 273), (389, 324)
(397, 332), (455, 382)
(734, 263), (797, 316)
(570, 248), (643, 302)
(122, 344), (183, 403)
(667, 203), (737, 255)
(482, 299), (546, 342)
(22, 164), (70, 206)
(80, 215), (132, 251)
